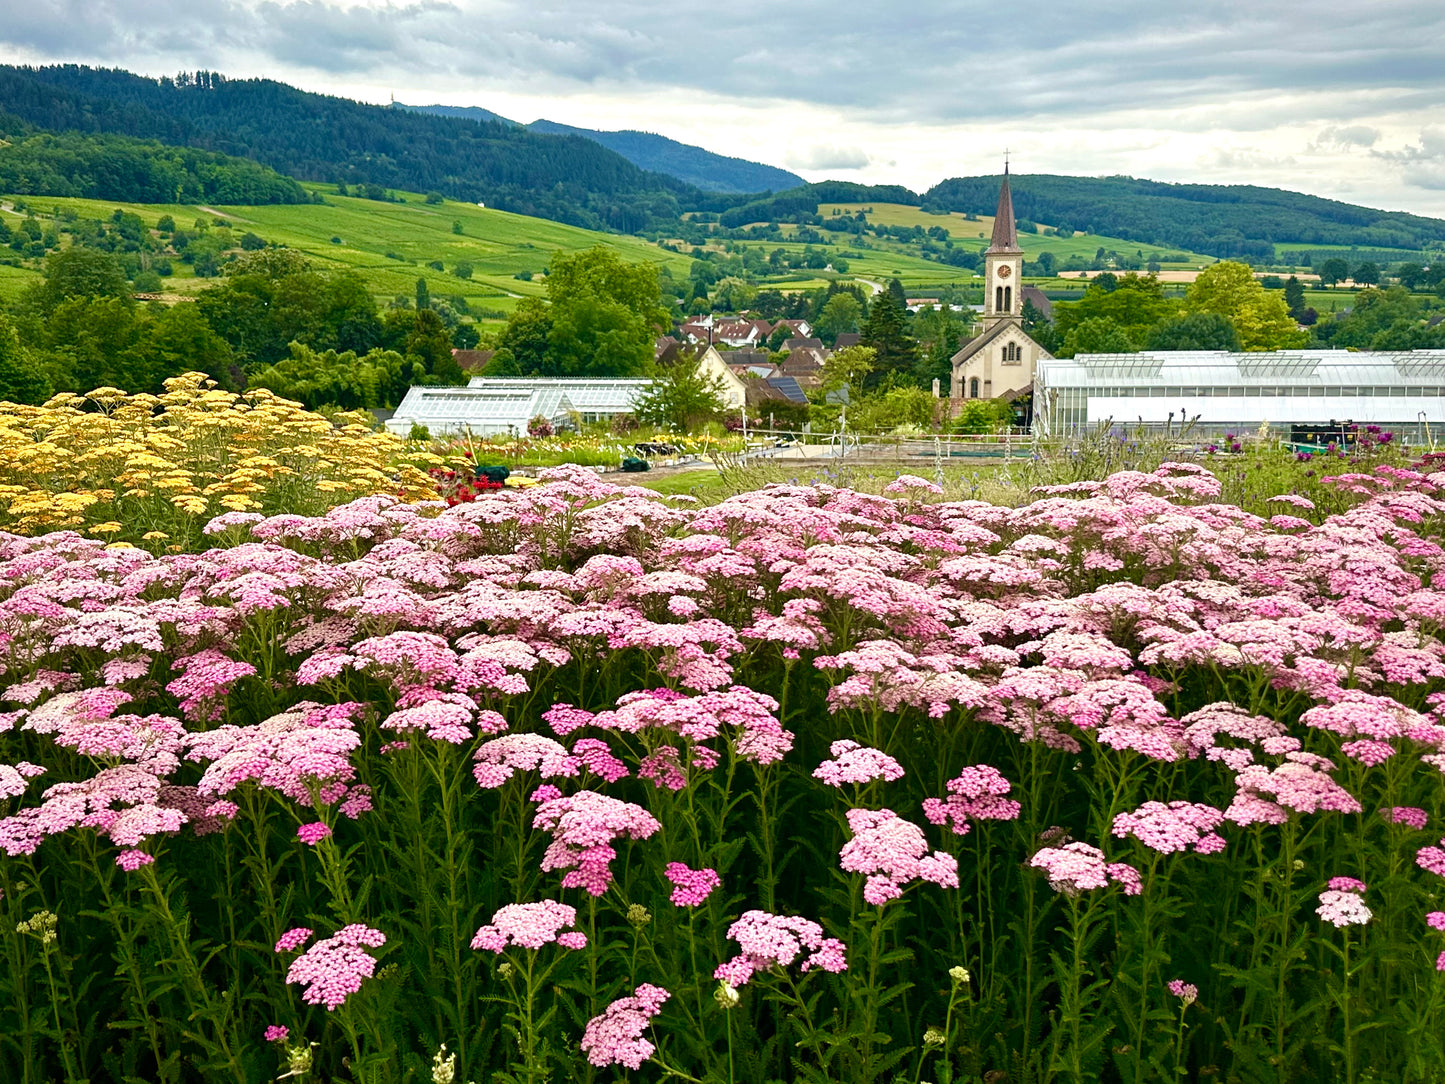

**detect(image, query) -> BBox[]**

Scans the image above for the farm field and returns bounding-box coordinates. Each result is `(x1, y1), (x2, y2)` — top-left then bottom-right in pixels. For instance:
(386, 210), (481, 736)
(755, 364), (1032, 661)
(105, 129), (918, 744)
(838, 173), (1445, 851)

(819, 201), (1217, 267)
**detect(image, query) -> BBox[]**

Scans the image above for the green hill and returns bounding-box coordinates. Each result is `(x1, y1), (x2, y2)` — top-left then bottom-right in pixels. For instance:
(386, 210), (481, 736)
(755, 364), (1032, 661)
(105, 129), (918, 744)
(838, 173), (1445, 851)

(0, 65), (698, 233)
(924, 174), (1445, 261)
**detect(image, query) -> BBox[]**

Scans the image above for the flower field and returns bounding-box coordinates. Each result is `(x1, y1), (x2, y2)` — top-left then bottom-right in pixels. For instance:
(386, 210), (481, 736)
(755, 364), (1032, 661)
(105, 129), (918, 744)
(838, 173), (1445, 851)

(0, 374), (441, 551)
(4, 449), (1445, 1082)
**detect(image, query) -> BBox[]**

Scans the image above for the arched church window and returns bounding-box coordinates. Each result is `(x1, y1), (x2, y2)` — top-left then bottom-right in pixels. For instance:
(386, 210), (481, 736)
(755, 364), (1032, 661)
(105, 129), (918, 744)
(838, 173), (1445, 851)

(969, 377), (979, 398)
(1004, 286), (1012, 312)
(995, 286), (1004, 312)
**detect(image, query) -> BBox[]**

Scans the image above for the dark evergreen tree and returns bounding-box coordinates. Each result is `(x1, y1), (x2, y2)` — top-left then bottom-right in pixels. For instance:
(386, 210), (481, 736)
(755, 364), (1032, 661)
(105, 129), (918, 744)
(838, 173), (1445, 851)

(859, 291), (918, 390)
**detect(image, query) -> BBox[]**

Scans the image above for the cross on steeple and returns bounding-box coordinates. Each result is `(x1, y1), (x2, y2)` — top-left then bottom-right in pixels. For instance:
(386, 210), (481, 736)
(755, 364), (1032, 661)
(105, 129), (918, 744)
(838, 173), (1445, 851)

(1003, 148), (1010, 174)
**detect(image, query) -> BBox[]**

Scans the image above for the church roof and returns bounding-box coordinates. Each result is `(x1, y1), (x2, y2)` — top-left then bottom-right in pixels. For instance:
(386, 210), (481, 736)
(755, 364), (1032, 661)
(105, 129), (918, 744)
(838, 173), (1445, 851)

(950, 319), (1051, 366)
(985, 168), (1022, 255)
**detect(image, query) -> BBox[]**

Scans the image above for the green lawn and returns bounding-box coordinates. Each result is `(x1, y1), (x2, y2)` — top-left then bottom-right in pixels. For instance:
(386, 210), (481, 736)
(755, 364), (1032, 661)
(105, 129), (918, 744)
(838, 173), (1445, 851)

(0, 262), (41, 302)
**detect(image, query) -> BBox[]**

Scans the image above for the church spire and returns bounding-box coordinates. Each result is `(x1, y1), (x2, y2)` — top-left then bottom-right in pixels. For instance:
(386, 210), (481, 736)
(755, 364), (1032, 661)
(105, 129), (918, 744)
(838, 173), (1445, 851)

(986, 161), (1021, 254)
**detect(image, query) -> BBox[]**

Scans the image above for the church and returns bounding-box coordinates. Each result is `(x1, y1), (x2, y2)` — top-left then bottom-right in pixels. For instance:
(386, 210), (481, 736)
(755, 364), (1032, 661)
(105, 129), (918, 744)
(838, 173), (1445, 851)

(949, 167), (1052, 405)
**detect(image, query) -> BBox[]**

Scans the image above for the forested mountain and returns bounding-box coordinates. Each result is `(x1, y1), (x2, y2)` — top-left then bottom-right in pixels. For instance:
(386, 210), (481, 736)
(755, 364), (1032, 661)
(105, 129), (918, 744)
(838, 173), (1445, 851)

(924, 174), (1445, 260)
(526, 120), (804, 194)
(402, 104), (804, 193)
(719, 181), (923, 228)
(0, 117), (308, 204)
(0, 65), (697, 231)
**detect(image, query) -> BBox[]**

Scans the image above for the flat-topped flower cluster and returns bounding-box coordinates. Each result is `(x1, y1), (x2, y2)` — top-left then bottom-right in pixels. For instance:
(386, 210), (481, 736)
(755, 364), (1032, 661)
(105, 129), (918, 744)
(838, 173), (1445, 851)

(4, 458), (1445, 1082)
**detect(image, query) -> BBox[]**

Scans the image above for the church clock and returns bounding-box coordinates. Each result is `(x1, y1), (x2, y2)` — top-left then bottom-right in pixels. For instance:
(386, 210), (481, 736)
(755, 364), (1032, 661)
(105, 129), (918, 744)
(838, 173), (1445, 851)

(997, 265), (1012, 278)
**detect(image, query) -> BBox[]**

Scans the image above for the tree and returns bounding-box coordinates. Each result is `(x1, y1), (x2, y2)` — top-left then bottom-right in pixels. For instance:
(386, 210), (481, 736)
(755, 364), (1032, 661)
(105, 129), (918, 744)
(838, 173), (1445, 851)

(143, 302), (236, 388)
(815, 293), (862, 345)
(31, 247), (131, 314)
(1312, 286), (1425, 349)
(0, 315), (50, 404)
(1184, 261), (1308, 351)
(1052, 273), (1176, 348)
(817, 345), (876, 402)
(766, 324), (792, 352)
(859, 293), (918, 390)
(454, 262), (474, 280)
(1353, 261), (1381, 287)
(1146, 312), (1242, 352)
(1396, 263), (1429, 290)
(712, 277), (757, 313)
(1021, 299), (1062, 354)
(1061, 317), (1138, 357)
(1318, 257), (1349, 288)
(633, 354), (728, 431)
(1283, 276), (1307, 320)
(538, 246), (669, 377)
(416, 277), (431, 312)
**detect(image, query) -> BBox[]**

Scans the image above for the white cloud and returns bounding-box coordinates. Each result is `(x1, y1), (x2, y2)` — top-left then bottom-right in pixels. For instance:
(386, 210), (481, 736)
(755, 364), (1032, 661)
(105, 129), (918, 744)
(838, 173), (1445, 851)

(785, 144), (871, 171)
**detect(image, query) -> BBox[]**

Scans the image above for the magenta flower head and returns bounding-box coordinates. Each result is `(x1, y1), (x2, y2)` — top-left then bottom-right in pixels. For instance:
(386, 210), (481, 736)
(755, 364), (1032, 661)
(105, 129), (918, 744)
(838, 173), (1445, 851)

(1316, 880), (1372, 927)
(580, 983), (670, 1069)
(115, 849), (155, 871)
(532, 791), (661, 896)
(264, 1025), (289, 1043)
(275, 927), (313, 953)
(1029, 842), (1142, 896)
(1167, 979), (1198, 1006)
(296, 822), (332, 846)
(812, 740), (904, 787)
(285, 924), (386, 1010)
(839, 808), (958, 905)
(922, 765), (1021, 836)
(664, 862), (721, 907)
(713, 910), (848, 987)
(470, 901), (584, 952)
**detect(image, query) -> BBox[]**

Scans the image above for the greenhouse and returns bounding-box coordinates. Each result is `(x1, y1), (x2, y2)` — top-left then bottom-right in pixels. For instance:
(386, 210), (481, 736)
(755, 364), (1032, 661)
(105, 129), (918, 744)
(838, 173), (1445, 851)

(386, 385), (578, 437)
(465, 377), (653, 424)
(1033, 349), (1445, 440)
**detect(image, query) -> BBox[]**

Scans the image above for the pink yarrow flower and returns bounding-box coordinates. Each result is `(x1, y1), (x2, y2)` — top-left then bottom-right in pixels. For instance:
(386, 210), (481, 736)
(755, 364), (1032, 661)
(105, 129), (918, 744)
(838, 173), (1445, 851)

(285, 924), (386, 1010)
(275, 927), (313, 953)
(264, 1025), (289, 1043)
(115, 849), (154, 871)
(839, 808), (958, 905)
(1316, 878), (1372, 927)
(922, 765), (1021, 836)
(470, 901), (585, 952)
(532, 791), (661, 896)
(812, 740), (904, 787)
(580, 984), (670, 1069)
(664, 862), (721, 907)
(1111, 801), (1227, 855)
(296, 822), (332, 845)
(1167, 979), (1198, 1005)
(1030, 841), (1142, 896)
(713, 910), (848, 987)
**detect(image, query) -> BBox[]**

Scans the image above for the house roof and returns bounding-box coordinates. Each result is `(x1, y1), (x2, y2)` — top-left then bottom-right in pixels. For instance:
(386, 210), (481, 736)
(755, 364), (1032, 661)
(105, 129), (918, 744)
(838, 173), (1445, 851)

(764, 375), (809, 403)
(834, 332), (862, 349)
(1021, 286), (1053, 319)
(780, 347), (827, 372)
(783, 337), (824, 352)
(451, 349), (496, 372)
(464, 377), (651, 414)
(986, 168), (1022, 255)
(390, 385), (579, 434)
(951, 320), (1046, 365)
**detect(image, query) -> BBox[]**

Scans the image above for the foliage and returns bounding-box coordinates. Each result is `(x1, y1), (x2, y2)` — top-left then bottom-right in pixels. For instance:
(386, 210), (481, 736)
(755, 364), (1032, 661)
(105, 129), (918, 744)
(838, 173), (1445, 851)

(1053, 273), (1177, 350)
(0, 314), (50, 404)
(246, 343), (422, 411)
(847, 384), (937, 431)
(1146, 311), (1243, 351)
(0, 372), (437, 549)
(952, 397), (1013, 434)
(1062, 316), (1139, 357)
(633, 356), (728, 430)
(1313, 286), (1445, 350)
(926, 172), (1445, 259)
(1184, 262), (1309, 351)
(859, 290), (918, 390)
(0, 64), (690, 233)
(816, 345), (876, 402)
(0, 126), (308, 204)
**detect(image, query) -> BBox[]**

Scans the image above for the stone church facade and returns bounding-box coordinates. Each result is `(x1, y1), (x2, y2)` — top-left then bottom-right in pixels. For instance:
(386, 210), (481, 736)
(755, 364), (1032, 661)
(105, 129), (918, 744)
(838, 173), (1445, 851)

(949, 168), (1051, 402)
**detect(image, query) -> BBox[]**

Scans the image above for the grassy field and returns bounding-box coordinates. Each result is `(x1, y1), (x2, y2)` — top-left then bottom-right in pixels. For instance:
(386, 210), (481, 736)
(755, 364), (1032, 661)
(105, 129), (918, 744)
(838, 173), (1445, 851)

(818, 202), (1216, 267)
(1, 189), (696, 319)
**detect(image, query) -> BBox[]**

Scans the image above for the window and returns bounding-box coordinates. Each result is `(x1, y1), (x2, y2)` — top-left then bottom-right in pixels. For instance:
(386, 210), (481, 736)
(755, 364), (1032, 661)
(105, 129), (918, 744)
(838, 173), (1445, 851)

(969, 377), (980, 398)
(1004, 286), (1012, 312)
(995, 286), (1004, 312)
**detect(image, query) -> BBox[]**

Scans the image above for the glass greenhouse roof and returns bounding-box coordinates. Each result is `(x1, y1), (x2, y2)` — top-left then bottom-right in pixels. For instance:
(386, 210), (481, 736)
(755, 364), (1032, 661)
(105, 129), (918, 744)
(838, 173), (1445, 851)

(465, 377), (652, 413)
(392, 386), (577, 428)
(1040, 350), (1445, 389)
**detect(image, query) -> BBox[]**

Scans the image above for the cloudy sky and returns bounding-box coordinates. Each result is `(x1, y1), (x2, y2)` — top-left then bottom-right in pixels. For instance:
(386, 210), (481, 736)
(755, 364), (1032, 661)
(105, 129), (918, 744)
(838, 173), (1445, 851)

(4, 0), (1445, 214)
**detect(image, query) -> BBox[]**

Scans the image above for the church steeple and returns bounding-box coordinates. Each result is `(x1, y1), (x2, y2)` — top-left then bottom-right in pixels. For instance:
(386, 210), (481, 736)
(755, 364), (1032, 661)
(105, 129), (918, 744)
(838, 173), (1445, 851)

(986, 164), (1022, 254)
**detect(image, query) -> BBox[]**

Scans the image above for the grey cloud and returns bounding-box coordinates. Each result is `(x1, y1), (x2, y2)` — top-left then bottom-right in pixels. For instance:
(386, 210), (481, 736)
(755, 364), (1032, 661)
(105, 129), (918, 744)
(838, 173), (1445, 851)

(3, 0), (1445, 126)
(1316, 125), (1380, 148)
(786, 144), (871, 170)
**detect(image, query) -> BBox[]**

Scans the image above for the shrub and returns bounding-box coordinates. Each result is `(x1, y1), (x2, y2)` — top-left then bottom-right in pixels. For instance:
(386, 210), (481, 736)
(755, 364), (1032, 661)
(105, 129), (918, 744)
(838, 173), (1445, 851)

(528, 414), (555, 437)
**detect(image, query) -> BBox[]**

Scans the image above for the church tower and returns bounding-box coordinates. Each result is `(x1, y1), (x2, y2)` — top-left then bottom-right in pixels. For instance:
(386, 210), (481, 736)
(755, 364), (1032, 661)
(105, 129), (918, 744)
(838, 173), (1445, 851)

(981, 165), (1024, 331)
